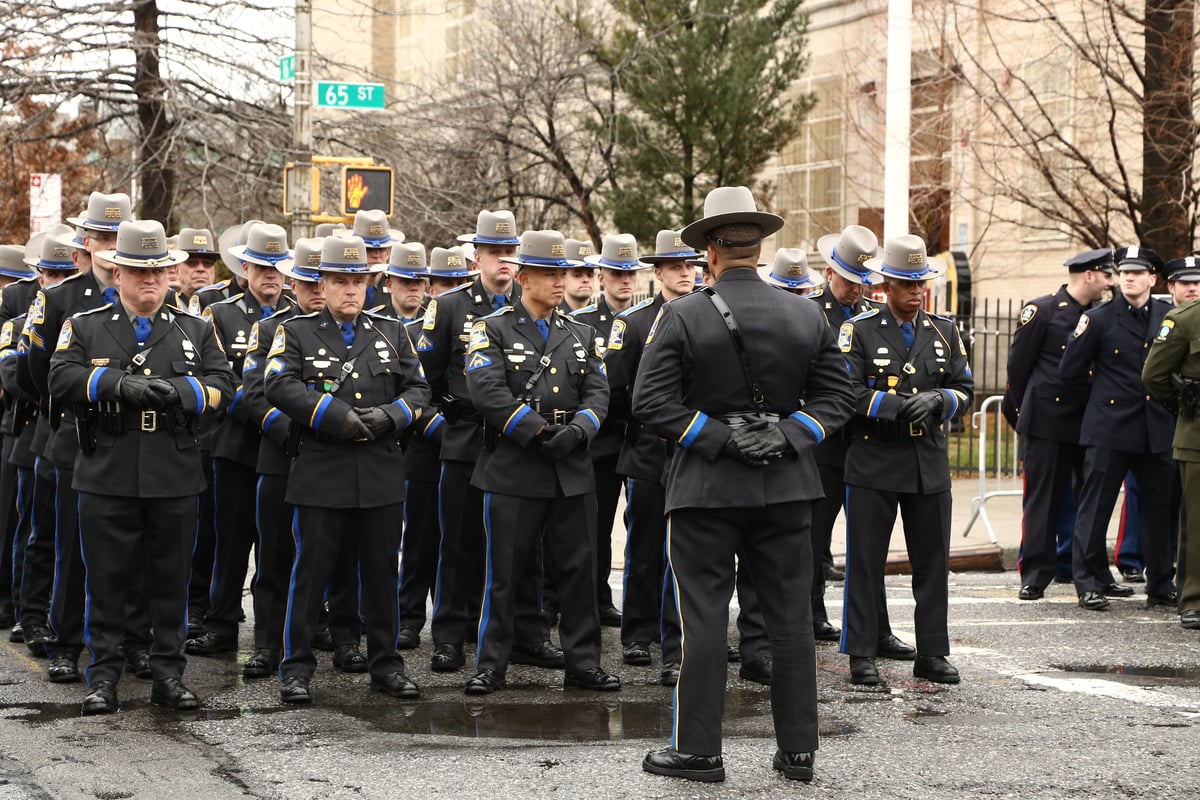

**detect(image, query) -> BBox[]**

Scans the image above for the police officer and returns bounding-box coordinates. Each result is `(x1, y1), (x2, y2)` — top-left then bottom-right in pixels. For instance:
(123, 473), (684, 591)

(1143, 256), (1200, 630)
(264, 235), (429, 704)
(350, 209), (403, 314)
(839, 235), (973, 687)
(463, 229), (619, 696)
(174, 228), (218, 308)
(560, 239), (596, 313)
(383, 242), (429, 323)
(637, 188), (855, 784)
(48, 219), (235, 714)
(1060, 245), (1177, 610)
(1003, 249), (1114, 599)
(188, 218), (262, 315)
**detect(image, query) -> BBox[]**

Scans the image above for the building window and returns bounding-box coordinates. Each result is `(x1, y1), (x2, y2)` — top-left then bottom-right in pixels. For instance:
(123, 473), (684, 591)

(1019, 55), (1074, 239)
(775, 76), (844, 249)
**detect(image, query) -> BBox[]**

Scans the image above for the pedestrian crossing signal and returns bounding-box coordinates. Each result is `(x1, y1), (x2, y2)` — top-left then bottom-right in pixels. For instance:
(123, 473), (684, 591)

(341, 166), (393, 217)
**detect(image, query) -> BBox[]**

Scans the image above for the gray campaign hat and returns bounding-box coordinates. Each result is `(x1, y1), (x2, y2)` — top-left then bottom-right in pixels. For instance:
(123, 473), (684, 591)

(1166, 256), (1200, 282)
(96, 220), (190, 269)
(564, 239), (595, 262)
(457, 209), (520, 246)
(584, 233), (647, 270)
(228, 223), (293, 271)
(428, 246), (477, 279)
(352, 209), (403, 247)
(317, 234), (387, 274)
(640, 229), (700, 265)
(177, 227), (218, 256)
(314, 222), (347, 237)
(218, 219), (264, 278)
(863, 234), (945, 280)
(22, 224), (82, 268)
(817, 225), (882, 286)
(499, 230), (586, 268)
(0, 244), (36, 279)
(66, 192), (134, 232)
(764, 248), (821, 290)
(386, 242), (429, 279)
(278, 237), (323, 284)
(679, 186), (784, 250)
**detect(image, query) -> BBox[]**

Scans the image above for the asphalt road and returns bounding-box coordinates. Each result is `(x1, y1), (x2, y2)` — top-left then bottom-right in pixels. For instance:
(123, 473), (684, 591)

(0, 571), (1197, 799)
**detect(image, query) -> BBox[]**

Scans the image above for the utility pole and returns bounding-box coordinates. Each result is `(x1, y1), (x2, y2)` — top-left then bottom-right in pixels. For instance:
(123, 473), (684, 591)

(293, 0), (313, 239)
(884, 0), (912, 242)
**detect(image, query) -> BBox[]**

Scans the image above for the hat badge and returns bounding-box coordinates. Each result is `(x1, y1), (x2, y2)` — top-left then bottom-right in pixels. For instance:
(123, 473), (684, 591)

(857, 253), (871, 263)
(141, 236), (161, 249)
(447, 255), (463, 267)
(787, 264), (804, 276)
(907, 253), (924, 265)
(343, 247), (361, 259)
(550, 244), (565, 257)
(305, 253), (321, 266)
(104, 207), (122, 219)
(52, 245), (69, 259)
(194, 235), (209, 246)
(407, 254), (420, 265)
(265, 241), (283, 254)
(579, 246), (593, 257)
(369, 224), (384, 235)
(618, 246), (633, 258)
(494, 222), (512, 234)
(673, 237), (685, 248)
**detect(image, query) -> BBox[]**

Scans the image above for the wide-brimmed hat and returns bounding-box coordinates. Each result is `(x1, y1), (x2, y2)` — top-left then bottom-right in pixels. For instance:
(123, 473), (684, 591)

(863, 234), (945, 280)
(1166, 256), (1200, 282)
(817, 225), (882, 286)
(679, 186), (784, 250)
(96, 220), (190, 269)
(278, 237), (323, 284)
(177, 227), (217, 256)
(1114, 244), (1164, 274)
(218, 219), (264, 278)
(317, 234), (387, 274)
(428, 246), (477, 279)
(764, 248), (821, 290)
(640, 229), (699, 264)
(229, 223), (293, 271)
(0, 244), (36, 279)
(314, 222), (347, 237)
(457, 210), (520, 246)
(584, 233), (647, 270)
(22, 225), (81, 268)
(352, 209), (404, 247)
(564, 239), (595, 262)
(499, 230), (586, 268)
(386, 242), (429, 279)
(66, 192), (134, 232)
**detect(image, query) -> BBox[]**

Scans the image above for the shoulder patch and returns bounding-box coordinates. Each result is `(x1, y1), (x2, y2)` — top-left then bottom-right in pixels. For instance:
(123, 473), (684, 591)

(645, 308), (664, 345)
(201, 305), (214, 320)
(838, 322), (853, 353)
(55, 320), (73, 352)
(422, 298), (437, 330)
(466, 352), (493, 372)
(0, 320), (13, 349)
(1154, 317), (1175, 343)
(416, 332), (433, 352)
(247, 322), (259, 352)
(28, 292), (46, 325)
(467, 320), (490, 354)
(1019, 304), (1038, 326)
(607, 318), (626, 351)
(1072, 314), (1090, 338)
(268, 324), (287, 357)
(188, 295), (201, 315)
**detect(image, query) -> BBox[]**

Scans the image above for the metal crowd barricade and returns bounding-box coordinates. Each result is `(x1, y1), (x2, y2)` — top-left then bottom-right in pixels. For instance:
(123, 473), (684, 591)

(960, 394), (1021, 543)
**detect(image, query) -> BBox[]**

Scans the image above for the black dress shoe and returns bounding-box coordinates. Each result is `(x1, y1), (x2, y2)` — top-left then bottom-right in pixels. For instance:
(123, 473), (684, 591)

(310, 628), (335, 651)
(242, 649), (277, 679)
(280, 676), (311, 704)
(9, 622), (23, 643)
(1078, 591), (1110, 611)
(813, 620), (841, 641)
(1018, 585), (1044, 601)
(849, 656), (879, 686)
(48, 654), (80, 683)
(464, 668), (505, 695)
(1120, 566), (1145, 583)
(125, 649), (152, 679)
(913, 655), (960, 684)
(150, 677), (200, 710)
(370, 670), (421, 699)
(332, 644), (368, 673)
(726, 644), (739, 663)
(876, 634), (916, 660)
(186, 611), (207, 638)
(1181, 610), (1200, 630)
(184, 631), (237, 655)
(431, 643), (465, 672)
(772, 750), (815, 782)
(82, 680), (118, 715)
(642, 747), (724, 782)
(622, 642), (652, 666)
(511, 640), (564, 669)
(397, 626), (420, 650)
(1146, 591), (1180, 609)
(564, 667), (621, 691)
(23, 623), (52, 658)
(739, 656), (772, 686)
(599, 606), (623, 627)
(660, 663), (680, 687)
(823, 564), (845, 582)
(1101, 583), (1134, 598)
(539, 608), (560, 627)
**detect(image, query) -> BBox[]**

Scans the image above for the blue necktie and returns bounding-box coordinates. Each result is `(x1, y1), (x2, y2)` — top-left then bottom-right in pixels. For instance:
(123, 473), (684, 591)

(535, 319), (550, 342)
(134, 316), (152, 348)
(103, 287), (117, 306)
(900, 321), (914, 349)
(341, 321), (356, 348)
(493, 293), (507, 311)
(841, 305), (853, 320)
(261, 305), (274, 319)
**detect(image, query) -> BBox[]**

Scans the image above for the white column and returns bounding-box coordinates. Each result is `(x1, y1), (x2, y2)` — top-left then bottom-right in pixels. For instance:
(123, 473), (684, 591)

(883, 0), (913, 242)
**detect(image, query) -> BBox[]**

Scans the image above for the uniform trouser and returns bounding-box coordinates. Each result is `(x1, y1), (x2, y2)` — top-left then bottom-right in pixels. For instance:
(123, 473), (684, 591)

(79, 493), (195, 685)
(1073, 447), (1176, 597)
(592, 453), (622, 610)
(281, 504), (404, 680)
(1055, 487), (1077, 580)
(477, 490), (602, 677)
(1177, 460), (1200, 613)
(1114, 472), (1181, 574)
(0, 435), (15, 610)
(9, 466), (32, 618)
(667, 502), (817, 757)
(48, 467), (85, 658)
(841, 486), (951, 658)
(1017, 436), (1083, 589)
(19, 458), (55, 629)
(253, 474), (295, 655)
(734, 556), (769, 663)
(398, 478), (440, 631)
(208, 458), (258, 639)
(187, 451), (216, 617)
(621, 477), (681, 661)
(812, 463), (895, 634)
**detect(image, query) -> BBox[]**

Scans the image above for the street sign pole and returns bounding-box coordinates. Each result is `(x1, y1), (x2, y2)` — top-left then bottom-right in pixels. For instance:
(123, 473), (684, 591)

(292, 0), (313, 239)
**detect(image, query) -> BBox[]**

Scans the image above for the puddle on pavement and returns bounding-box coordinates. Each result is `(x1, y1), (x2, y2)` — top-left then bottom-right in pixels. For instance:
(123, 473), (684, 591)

(0, 700), (290, 726)
(1051, 664), (1200, 682)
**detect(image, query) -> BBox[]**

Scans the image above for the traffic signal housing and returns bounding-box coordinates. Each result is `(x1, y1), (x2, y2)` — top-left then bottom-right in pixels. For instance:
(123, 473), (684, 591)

(341, 166), (393, 217)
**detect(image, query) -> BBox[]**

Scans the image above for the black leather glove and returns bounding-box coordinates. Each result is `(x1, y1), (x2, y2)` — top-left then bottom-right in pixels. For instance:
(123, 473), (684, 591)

(146, 378), (181, 408)
(722, 423), (770, 466)
(358, 407), (394, 439)
(898, 391), (943, 426)
(541, 423), (585, 460)
(338, 408), (373, 441)
(737, 421), (791, 462)
(117, 374), (164, 410)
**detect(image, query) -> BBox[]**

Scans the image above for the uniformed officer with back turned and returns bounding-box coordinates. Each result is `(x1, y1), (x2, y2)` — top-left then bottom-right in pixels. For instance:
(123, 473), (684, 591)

(48, 219), (234, 715)
(637, 187), (855, 784)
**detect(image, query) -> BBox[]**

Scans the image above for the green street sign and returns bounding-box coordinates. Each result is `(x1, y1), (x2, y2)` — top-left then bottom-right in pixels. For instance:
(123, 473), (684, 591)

(315, 81), (385, 110)
(279, 55), (295, 82)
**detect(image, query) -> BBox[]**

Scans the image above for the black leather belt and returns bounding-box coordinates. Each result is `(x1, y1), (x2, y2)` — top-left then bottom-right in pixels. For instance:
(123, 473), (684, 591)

(855, 418), (927, 441)
(119, 409), (176, 433)
(545, 409), (578, 425)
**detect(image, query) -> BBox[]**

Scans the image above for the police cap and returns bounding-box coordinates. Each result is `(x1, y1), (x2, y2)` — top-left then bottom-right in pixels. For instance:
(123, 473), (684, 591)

(1113, 245), (1164, 274)
(1165, 256), (1200, 282)
(1064, 248), (1113, 274)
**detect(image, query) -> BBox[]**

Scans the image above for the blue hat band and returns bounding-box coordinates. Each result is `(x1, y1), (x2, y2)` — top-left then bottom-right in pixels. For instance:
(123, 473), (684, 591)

(363, 237), (393, 248)
(830, 248), (873, 281)
(320, 262), (372, 271)
(289, 265), (322, 282)
(878, 264), (936, 280)
(35, 258), (75, 270)
(84, 219), (122, 231)
(652, 249), (698, 259)
(518, 254), (576, 267)
(245, 248), (290, 265)
(386, 267), (427, 279)
(771, 273), (813, 288)
(473, 234), (521, 245)
(0, 267), (37, 278)
(596, 257), (639, 269)
(116, 250), (172, 263)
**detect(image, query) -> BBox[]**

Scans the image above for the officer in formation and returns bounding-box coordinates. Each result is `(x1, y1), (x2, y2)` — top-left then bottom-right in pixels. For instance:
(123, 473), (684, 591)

(636, 187), (855, 784)
(838, 235), (973, 688)
(48, 219), (234, 713)
(1143, 256), (1200, 631)
(1004, 249), (1114, 600)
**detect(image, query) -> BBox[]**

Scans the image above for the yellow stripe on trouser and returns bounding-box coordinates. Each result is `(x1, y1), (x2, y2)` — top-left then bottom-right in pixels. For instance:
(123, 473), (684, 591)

(666, 512), (685, 750)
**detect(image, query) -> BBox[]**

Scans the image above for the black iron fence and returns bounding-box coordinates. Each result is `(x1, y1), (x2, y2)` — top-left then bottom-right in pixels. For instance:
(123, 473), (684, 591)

(949, 297), (1021, 477)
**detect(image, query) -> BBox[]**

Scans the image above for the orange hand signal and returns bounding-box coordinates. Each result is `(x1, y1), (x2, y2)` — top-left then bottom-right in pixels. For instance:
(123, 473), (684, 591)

(347, 174), (369, 209)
